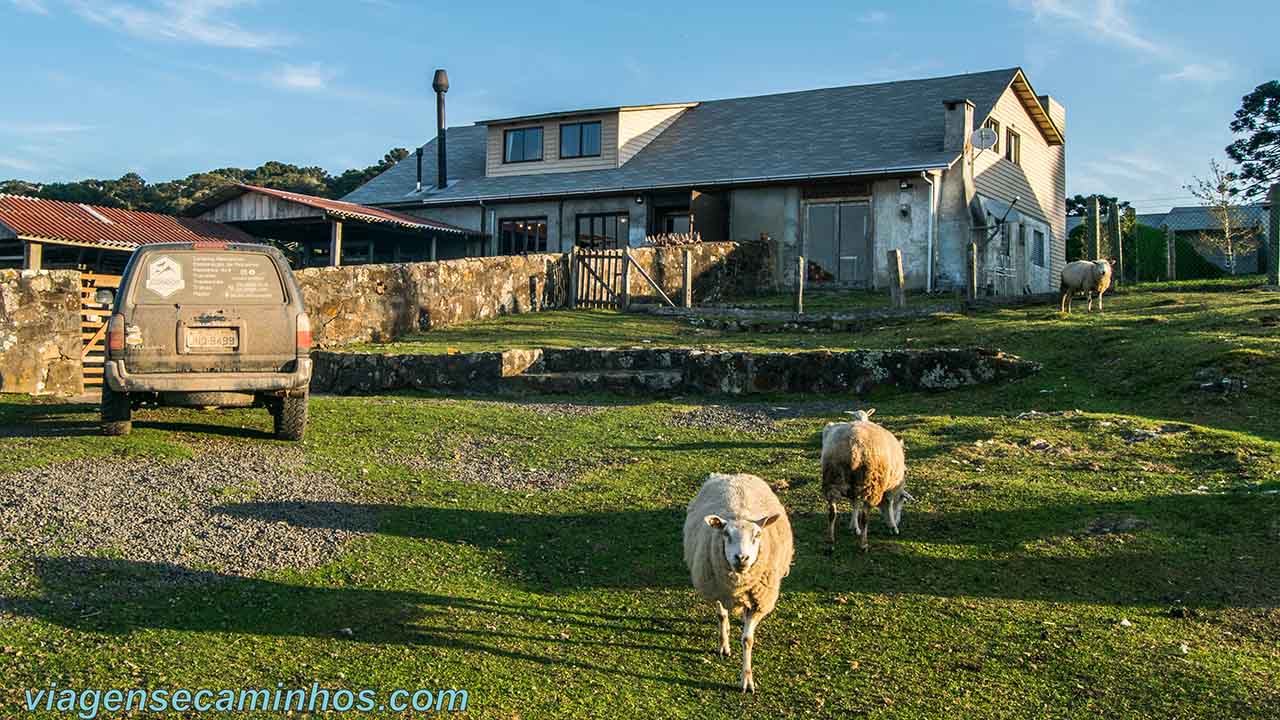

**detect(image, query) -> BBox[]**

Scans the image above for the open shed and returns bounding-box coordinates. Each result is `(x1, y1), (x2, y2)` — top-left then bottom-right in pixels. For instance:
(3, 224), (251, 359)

(0, 193), (257, 274)
(186, 184), (481, 267)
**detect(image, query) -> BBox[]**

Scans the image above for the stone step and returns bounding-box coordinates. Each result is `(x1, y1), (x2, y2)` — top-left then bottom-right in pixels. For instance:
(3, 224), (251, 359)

(505, 369), (684, 395)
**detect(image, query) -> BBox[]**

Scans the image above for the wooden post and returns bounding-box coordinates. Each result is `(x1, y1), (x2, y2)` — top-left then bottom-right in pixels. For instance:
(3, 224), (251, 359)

(22, 241), (42, 271)
(529, 275), (540, 311)
(620, 250), (632, 310)
(567, 248), (578, 309)
(1126, 207), (1138, 282)
(1086, 195), (1101, 261)
(681, 248), (693, 308)
(1164, 224), (1176, 281)
(966, 242), (978, 300)
(329, 219), (343, 267)
(795, 255), (805, 315)
(1269, 183), (1280, 286)
(1107, 198), (1122, 286)
(887, 249), (906, 308)
(430, 235), (438, 262)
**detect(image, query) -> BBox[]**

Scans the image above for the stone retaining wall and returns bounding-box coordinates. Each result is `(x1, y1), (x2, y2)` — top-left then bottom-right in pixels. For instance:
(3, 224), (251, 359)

(311, 346), (1039, 396)
(297, 241), (772, 347)
(0, 269), (82, 396)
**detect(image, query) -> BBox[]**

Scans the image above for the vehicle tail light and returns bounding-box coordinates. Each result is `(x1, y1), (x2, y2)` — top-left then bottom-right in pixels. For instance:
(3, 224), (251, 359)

(106, 314), (125, 355)
(296, 312), (312, 352)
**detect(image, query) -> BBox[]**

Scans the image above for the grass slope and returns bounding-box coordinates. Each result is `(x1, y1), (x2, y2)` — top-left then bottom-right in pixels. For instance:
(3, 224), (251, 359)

(2, 277), (1278, 718)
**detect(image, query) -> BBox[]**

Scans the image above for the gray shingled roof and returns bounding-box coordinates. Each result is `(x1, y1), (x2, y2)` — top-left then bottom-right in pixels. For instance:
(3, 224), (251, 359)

(344, 68), (1025, 207)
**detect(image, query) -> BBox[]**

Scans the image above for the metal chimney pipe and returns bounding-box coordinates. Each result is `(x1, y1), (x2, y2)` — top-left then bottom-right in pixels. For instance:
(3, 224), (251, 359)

(415, 147), (423, 192)
(432, 69), (449, 190)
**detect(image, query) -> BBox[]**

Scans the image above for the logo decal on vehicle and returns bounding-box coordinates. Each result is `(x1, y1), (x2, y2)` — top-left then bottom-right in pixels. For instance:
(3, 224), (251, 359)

(146, 256), (184, 298)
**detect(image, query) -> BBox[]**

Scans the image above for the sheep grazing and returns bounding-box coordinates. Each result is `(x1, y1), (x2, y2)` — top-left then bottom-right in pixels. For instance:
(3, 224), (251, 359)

(820, 408), (908, 552)
(1060, 259), (1114, 313)
(682, 473), (793, 693)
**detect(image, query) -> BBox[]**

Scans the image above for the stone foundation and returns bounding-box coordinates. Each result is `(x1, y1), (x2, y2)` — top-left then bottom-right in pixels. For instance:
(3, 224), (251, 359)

(311, 346), (1039, 397)
(0, 269), (83, 396)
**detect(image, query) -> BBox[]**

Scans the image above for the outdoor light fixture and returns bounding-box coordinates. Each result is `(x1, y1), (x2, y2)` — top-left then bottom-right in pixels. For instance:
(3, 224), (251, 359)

(899, 180), (913, 190)
(635, 195), (644, 204)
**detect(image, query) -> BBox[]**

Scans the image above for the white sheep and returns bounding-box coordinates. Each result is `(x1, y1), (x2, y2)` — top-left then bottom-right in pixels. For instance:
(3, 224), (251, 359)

(821, 408), (908, 552)
(682, 472), (793, 693)
(1059, 259), (1114, 313)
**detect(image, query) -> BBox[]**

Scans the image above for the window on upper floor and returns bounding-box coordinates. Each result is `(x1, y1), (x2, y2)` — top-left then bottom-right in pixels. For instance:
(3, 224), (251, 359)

(1005, 128), (1021, 165)
(984, 118), (1001, 152)
(560, 121), (602, 159)
(503, 127), (543, 163)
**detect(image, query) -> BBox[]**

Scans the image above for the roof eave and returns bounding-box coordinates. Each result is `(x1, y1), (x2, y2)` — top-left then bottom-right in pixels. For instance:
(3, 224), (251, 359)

(371, 163), (953, 208)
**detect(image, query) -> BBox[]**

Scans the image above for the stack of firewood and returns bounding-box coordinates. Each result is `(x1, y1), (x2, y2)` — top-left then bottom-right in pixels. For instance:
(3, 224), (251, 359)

(643, 232), (702, 247)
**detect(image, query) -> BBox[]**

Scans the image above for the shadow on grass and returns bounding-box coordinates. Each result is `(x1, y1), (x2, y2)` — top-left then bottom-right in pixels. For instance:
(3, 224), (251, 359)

(204, 497), (1280, 608)
(3, 556), (726, 691)
(0, 403), (99, 438)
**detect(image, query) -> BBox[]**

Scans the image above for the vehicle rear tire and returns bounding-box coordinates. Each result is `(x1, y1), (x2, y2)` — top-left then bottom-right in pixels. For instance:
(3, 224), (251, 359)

(101, 385), (132, 436)
(272, 391), (307, 441)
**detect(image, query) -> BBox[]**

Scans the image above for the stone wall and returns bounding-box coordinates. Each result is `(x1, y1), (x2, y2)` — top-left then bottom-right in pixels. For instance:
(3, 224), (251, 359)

(0, 269), (82, 396)
(311, 346), (1039, 396)
(296, 241), (773, 347)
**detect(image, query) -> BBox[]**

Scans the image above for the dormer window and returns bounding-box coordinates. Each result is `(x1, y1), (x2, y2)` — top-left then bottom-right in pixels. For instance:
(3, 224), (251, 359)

(503, 127), (543, 163)
(560, 121), (602, 159)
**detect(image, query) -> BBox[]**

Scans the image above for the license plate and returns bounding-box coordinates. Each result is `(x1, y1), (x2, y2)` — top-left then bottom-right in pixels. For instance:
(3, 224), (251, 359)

(187, 327), (239, 351)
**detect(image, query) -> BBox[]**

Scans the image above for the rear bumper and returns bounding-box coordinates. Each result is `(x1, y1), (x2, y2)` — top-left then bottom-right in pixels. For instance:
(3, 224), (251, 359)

(105, 358), (312, 393)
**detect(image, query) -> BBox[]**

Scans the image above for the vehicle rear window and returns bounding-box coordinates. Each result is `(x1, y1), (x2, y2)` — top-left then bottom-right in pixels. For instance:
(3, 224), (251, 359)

(130, 251), (286, 305)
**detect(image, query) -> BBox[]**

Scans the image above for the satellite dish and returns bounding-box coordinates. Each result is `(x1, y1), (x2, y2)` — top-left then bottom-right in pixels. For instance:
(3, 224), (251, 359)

(972, 126), (998, 150)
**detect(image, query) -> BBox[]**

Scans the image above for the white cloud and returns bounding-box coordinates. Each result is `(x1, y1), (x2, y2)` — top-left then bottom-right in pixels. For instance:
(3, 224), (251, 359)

(1018, 0), (1228, 85)
(267, 63), (334, 92)
(1160, 62), (1231, 84)
(10, 0), (49, 14)
(857, 10), (888, 23)
(0, 156), (39, 172)
(71, 0), (288, 49)
(0, 121), (96, 135)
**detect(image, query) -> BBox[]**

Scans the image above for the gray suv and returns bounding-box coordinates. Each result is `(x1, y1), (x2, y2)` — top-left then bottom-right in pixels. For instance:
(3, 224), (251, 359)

(101, 242), (312, 440)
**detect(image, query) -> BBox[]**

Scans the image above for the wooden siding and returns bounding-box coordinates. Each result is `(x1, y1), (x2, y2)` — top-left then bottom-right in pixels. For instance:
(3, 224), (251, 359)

(974, 86), (1067, 278)
(485, 113), (619, 177)
(618, 106), (689, 165)
(197, 192), (322, 223)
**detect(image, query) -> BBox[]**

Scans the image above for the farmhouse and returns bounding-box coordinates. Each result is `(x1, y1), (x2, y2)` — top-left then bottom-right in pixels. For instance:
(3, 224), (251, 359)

(345, 66), (1067, 293)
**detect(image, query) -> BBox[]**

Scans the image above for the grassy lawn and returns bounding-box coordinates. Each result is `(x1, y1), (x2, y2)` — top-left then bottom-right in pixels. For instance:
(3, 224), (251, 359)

(3, 275), (1279, 718)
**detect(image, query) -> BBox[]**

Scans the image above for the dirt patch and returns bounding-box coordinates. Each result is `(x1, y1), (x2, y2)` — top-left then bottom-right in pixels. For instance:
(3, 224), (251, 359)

(0, 444), (371, 587)
(405, 438), (630, 492)
(670, 405), (781, 432)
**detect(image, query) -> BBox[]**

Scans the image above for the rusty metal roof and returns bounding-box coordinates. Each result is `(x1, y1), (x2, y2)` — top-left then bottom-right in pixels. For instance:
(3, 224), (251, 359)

(187, 183), (477, 235)
(0, 194), (258, 251)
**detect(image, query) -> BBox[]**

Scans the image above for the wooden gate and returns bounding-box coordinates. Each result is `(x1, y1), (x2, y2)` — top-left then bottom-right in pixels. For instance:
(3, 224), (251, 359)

(80, 273), (121, 388)
(571, 248), (628, 309)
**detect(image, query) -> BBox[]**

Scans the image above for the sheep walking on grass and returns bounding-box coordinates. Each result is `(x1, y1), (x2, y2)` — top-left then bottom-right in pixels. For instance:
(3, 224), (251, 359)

(1060, 259), (1114, 313)
(821, 409), (908, 552)
(682, 473), (793, 693)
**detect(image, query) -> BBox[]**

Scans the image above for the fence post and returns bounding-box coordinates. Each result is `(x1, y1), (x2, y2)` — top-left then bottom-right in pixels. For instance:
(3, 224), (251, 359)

(620, 250), (632, 310)
(529, 275), (540, 312)
(795, 255), (805, 315)
(1164, 224), (1176, 281)
(966, 242), (978, 300)
(1107, 198), (1122, 286)
(329, 219), (343, 267)
(887, 249), (906, 308)
(682, 248), (693, 308)
(1086, 195), (1101, 261)
(567, 248), (578, 309)
(1269, 183), (1280, 286)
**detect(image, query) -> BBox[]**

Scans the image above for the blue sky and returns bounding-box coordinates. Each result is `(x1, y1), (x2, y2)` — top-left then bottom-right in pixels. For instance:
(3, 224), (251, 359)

(2, 0), (1276, 213)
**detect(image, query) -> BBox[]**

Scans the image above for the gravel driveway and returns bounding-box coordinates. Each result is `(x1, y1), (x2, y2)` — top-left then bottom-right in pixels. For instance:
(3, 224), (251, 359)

(0, 442), (372, 591)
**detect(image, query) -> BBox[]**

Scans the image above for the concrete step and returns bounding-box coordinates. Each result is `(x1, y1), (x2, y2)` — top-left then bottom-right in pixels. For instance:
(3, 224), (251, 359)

(506, 369), (684, 395)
